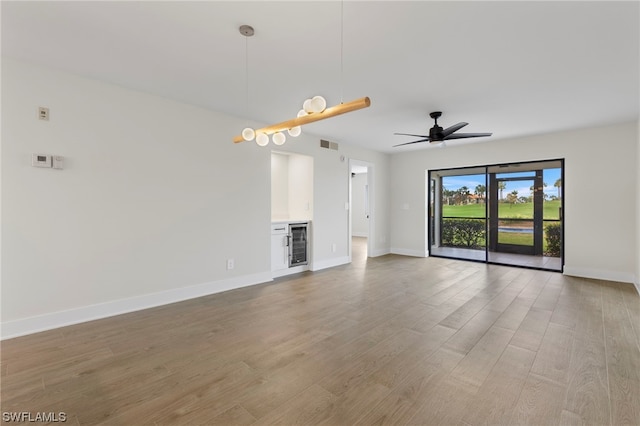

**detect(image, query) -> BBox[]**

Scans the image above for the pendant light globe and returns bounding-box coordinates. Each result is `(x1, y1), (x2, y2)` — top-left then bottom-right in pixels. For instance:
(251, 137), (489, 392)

(242, 127), (255, 141)
(303, 99), (314, 114)
(288, 126), (302, 137)
(272, 132), (286, 145)
(255, 132), (269, 146)
(310, 96), (327, 113)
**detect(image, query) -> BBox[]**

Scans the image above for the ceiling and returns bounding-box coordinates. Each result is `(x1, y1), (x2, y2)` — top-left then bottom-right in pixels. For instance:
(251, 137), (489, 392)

(2, 1), (638, 153)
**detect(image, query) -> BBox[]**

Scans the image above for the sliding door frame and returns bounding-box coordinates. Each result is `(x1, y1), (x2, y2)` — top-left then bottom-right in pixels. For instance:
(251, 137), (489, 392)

(427, 158), (564, 272)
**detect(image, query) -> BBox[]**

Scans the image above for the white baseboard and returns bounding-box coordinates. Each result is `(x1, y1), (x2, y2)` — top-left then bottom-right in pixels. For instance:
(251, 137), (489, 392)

(563, 266), (636, 286)
(272, 264), (309, 278)
(310, 256), (350, 271)
(390, 247), (427, 258)
(351, 232), (369, 238)
(369, 247), (391, 257)
(1, 271), (273, 340)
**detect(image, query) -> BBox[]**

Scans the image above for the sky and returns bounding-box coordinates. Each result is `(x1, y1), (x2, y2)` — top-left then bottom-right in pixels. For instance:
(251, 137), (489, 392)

(442, 168), (562, 199)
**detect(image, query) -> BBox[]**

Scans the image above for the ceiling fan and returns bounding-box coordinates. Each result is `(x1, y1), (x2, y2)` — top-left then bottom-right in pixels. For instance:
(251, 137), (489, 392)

(394, 111), (492, 147)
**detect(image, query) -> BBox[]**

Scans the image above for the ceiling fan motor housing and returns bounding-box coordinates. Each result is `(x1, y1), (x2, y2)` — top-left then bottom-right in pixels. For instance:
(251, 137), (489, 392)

(429, 111), (443, 141)
(429, 125), (443, 141)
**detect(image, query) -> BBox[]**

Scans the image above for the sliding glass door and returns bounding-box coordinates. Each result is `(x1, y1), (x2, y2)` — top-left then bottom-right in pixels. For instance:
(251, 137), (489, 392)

(428, 160), (563, 271)
(428, 166), (487, 262)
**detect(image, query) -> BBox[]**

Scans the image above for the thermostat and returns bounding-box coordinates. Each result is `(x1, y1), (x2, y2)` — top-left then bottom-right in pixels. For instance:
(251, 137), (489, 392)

(32, 154), (51, 168)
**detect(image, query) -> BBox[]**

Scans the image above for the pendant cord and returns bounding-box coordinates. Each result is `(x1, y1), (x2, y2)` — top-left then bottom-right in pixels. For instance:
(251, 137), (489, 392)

(340, 0), (344, 104)
(245, 35), (249, 126)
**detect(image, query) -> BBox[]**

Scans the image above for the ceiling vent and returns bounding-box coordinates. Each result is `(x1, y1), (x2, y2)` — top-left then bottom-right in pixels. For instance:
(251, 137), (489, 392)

(320, 139), (339, 150)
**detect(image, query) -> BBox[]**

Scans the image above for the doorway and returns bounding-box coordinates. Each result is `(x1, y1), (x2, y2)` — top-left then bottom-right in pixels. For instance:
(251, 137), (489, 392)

(349, 159), (374, 262)
(488, 170), (542, 256)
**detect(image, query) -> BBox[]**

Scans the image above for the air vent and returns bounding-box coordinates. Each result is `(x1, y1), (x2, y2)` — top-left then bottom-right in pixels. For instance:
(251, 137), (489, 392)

(320, 139), (339, 150)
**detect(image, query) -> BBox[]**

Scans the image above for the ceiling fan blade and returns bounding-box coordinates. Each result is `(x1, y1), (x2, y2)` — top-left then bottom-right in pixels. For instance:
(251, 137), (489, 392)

(443, 132), (492, 140)
(393, 138), (431, 147)
(394, 132), (429, 138)
(441, 122), (468, 137)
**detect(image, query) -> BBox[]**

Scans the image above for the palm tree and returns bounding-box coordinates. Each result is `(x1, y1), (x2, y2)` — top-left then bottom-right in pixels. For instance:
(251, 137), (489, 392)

(498, 181), (506, 201)
(529, 184), (535, 201)
(442, 189), (455, 205)
(458, 186), (470, 204)
(475, 184), (486, 203)
(554, 178), (562, 199)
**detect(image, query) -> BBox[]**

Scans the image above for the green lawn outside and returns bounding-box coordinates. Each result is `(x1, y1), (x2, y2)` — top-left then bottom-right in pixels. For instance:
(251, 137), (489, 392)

(442, 200), (561, 220)
(498, 232), (534, 246)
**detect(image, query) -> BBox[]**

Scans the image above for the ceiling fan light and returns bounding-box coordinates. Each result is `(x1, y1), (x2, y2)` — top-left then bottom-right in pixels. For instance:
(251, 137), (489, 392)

(272, 132), (286, 145)
(297, 109), (308, 118)
(310, 96), (326, 113)
(288, 126), (302, 137)
(303, 98), (313, 114)
(241, 127), (255, 141)
(255, 132), (269, 146)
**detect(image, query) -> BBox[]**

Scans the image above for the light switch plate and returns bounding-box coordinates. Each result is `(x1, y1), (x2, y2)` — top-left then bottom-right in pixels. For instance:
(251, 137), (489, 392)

(52, 155), (64, 169)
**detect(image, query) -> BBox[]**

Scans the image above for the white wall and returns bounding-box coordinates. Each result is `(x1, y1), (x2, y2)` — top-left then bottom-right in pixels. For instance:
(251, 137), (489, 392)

(351, 172), (369, 237)
(1, 58), (272, 337)
(636, 118), (640, 293)
(287, 153), (313, 221)
(390, 121), (639, 284)
(270, 151), (313, 222)
(270, 153), (289, 220)
(1, 58), (391, 337)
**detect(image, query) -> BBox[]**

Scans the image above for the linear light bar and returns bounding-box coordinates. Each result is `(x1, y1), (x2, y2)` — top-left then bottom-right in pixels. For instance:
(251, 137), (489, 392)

(233, 97), (371, 143)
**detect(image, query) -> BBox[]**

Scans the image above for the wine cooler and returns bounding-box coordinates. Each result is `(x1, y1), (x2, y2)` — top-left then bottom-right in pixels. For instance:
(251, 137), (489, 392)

(288, 223), (308, 267)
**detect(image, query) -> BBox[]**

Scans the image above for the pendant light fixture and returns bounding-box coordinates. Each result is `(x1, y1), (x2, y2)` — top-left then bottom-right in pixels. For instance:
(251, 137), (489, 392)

(234, 7), (370, 146)
(239, 25), (257, 144)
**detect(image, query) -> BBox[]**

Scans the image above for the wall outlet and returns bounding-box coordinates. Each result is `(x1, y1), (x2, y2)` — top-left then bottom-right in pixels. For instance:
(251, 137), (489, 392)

(226, 259), (234, 270)
(331, 243), (337, 253)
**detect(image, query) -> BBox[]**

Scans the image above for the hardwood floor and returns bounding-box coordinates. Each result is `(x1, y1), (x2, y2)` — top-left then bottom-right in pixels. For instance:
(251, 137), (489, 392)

(2, 240), (639, 425)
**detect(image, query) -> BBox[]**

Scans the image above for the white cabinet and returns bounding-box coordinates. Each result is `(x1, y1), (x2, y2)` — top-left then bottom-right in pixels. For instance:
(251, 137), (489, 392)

(271, 224), (289, 271)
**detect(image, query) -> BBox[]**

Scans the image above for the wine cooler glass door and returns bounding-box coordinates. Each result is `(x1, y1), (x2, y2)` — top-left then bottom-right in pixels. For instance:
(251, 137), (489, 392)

(289, 224), (308, 266)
